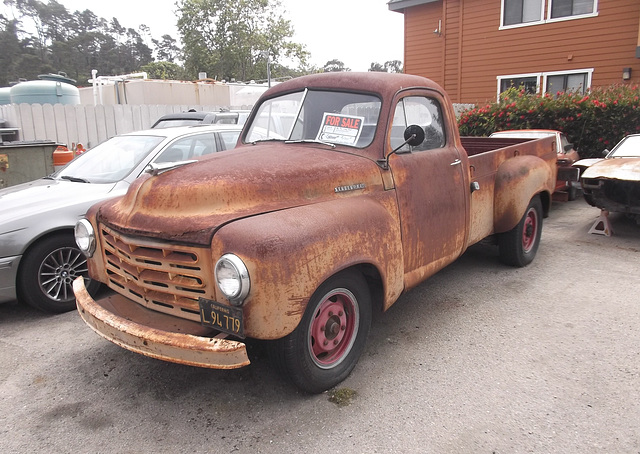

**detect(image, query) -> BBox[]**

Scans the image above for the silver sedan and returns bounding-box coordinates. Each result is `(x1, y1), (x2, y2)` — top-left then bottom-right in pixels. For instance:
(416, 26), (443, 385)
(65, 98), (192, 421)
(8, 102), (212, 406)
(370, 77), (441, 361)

(0, 124), (241, 313)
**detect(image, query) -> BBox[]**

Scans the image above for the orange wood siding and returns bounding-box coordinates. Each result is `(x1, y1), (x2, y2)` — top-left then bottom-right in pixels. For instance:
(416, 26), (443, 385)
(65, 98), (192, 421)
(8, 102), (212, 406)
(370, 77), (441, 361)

(401, 0), (640, 104)
(404, 3), (445, 85)
(443, 1), (461, 101)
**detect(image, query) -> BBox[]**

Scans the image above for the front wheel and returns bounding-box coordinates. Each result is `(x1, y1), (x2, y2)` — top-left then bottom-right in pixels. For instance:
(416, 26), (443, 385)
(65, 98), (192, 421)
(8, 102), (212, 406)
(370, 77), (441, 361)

(269, 270), (372, 394)
(18, 233), (101, 313)
(498, 195), (543, 267)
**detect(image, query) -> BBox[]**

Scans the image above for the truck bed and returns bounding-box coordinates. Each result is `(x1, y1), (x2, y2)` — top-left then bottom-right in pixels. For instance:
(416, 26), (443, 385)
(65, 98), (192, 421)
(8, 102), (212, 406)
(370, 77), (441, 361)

(461, 135), (557, 245)
(460, 136), (533, 156)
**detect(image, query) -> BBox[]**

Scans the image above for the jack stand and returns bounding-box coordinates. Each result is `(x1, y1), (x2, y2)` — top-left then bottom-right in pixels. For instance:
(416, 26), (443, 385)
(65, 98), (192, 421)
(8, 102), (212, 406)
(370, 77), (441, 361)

(588, 210), (613, 236)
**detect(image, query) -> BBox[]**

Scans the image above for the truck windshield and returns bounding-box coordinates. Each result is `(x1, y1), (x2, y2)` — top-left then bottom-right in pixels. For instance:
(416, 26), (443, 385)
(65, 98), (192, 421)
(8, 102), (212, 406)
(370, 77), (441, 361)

(245, 89), (381, 148)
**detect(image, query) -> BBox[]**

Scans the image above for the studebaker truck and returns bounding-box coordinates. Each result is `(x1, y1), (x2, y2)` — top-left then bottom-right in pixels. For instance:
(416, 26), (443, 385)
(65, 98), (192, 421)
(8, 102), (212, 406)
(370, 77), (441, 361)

(73, 72), (558, 393)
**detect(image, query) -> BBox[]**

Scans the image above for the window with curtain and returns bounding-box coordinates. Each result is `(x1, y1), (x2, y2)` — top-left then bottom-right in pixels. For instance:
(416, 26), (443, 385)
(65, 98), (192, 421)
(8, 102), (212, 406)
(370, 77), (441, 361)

(546, 73), (588, 96)
(503, 0), (544, 26)
(550, 0), (595, 19)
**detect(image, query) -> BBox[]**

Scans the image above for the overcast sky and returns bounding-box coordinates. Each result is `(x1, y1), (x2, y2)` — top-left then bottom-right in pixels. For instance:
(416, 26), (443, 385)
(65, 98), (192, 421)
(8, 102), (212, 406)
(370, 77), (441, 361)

(54, 0), (405, 73)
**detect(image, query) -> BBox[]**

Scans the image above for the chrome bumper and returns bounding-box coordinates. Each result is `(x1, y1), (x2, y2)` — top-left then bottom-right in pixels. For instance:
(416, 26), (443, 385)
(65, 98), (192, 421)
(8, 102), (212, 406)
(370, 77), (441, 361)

(73, 277), (250, 369)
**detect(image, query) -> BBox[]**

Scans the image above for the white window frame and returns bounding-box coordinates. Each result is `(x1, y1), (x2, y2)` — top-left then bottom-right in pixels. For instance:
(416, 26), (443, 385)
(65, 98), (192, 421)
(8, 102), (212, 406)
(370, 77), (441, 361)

(496, 68), (593, 101)
(542, 68), (594, 94)
(496, 72), (543, 100)
(546, 0), (599, 23)
(500, 0), (545, 30)
(500, 0), (598, 30)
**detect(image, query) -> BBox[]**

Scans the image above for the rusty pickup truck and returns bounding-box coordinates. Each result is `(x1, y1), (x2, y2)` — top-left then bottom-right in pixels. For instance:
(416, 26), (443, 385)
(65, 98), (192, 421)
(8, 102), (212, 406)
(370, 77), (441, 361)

(73, 72), (558, 393)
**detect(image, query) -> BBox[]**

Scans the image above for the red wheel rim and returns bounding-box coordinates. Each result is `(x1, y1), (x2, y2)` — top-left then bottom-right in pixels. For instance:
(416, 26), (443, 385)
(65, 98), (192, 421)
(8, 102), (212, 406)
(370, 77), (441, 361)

(308, 288), (359, 369)
(522, 207), (538, 253)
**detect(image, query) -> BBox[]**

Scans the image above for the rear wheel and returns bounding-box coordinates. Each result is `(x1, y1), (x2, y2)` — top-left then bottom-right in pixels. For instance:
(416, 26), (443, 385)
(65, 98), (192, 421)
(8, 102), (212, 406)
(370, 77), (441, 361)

(18, 233), (101, 313)
(269, 270), (372, 394)
(498, 196), (543, 267)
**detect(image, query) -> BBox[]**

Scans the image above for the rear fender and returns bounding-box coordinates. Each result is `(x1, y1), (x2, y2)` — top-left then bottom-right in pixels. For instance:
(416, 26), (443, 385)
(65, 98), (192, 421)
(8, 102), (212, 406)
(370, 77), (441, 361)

(494, 155), (554, 233)
(211, 193), (404, 340)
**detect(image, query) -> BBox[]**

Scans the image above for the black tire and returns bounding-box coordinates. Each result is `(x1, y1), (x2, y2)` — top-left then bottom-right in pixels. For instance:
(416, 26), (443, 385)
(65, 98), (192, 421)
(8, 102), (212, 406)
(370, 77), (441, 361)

(17, 233), (101, 313)
(498, 195), (543, 267)
(268, 270), (372, 394)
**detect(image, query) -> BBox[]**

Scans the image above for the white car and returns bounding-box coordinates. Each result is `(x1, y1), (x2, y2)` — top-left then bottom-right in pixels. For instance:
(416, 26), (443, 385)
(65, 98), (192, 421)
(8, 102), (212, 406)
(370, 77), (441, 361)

(0, 124), (242, 313)
(574, 134), (640, 223)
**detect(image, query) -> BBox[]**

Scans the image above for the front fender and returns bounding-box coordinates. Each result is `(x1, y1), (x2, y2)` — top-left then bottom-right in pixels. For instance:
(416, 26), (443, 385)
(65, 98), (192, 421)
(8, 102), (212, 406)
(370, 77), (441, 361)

(494, 155), (555, 233)
(211, 192), (404, 340)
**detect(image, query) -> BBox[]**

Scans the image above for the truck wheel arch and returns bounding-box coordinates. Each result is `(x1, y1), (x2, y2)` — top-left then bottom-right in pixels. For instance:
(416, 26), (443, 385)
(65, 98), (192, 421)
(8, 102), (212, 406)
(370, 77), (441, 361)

(267, 268), (374, 393)
(493, 155), (553, 233)
(211, 196), (403, 340)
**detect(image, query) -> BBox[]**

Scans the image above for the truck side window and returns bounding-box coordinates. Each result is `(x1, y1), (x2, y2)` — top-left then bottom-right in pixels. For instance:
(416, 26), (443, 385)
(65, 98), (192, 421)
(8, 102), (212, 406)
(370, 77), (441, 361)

(390, 96), (445, 152)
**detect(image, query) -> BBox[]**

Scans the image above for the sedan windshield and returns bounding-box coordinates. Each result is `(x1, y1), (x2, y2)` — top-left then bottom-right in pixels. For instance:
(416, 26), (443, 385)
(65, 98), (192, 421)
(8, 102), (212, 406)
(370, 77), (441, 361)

(57, 135), (164, 183)
(610, 135), (640, 158)
(245, 89), (381, 148)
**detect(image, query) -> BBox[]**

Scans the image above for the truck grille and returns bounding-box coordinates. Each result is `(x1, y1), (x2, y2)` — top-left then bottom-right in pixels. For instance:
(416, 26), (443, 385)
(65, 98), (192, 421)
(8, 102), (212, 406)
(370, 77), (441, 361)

(99, 225), (213, 321)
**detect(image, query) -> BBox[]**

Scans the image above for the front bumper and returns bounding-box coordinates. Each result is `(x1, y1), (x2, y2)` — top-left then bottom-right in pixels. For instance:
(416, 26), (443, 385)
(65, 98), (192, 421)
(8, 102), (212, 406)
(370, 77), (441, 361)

(73, 277), (250, 369)
(0, 254), (21, 304)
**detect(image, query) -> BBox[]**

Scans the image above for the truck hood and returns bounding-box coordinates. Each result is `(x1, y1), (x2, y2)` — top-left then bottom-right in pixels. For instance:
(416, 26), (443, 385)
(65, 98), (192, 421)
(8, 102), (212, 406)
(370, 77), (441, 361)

(581, 157), (640, 182)
(96, 144), (384, 245)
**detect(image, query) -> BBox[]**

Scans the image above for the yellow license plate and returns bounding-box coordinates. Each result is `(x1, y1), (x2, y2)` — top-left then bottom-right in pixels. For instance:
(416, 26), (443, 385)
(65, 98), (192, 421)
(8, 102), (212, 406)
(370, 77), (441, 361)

(199, 298), (245, 338)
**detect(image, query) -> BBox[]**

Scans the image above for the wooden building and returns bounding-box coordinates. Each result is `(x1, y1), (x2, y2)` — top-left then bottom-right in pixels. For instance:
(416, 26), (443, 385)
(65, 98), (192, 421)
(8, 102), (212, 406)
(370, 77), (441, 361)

(388, 0), (640, 104)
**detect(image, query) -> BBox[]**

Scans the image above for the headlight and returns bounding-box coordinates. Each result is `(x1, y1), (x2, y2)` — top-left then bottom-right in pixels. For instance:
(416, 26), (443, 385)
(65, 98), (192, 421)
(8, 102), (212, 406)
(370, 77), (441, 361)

(215, 254), (250, 306)
(75, 219), (96, 257)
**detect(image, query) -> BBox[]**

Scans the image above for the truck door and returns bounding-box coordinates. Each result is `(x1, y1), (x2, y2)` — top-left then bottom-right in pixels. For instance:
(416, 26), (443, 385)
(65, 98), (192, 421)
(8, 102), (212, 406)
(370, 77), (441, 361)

(388, 94), (467, 288)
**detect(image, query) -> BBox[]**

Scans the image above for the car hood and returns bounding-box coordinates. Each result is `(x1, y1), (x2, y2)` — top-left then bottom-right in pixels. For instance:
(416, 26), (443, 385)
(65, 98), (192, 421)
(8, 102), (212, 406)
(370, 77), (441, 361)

(0, 178), (121, 232)
(96, 144), (384, 245)
(581, 158), (640, 182)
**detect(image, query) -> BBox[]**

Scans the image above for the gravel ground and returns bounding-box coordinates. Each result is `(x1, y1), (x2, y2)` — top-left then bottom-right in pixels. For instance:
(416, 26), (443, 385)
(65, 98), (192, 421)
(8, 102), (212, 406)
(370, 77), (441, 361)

(1, 198), (639, 454)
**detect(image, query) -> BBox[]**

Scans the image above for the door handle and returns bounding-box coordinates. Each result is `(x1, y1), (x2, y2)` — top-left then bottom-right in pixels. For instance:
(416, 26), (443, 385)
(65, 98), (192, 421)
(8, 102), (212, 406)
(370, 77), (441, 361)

(450, 159), (461, 166)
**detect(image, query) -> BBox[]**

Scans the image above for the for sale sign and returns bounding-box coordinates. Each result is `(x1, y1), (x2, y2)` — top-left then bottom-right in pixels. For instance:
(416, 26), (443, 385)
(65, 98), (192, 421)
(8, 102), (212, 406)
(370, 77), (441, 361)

(316, 113), (365, 146)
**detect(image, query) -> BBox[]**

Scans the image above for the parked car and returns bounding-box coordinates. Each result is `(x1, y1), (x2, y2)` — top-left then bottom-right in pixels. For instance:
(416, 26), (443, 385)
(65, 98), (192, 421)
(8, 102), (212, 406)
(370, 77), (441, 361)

(151, 110), (251, 129)
(0, 124), (242, 313)
(490, 129), (581, 200)
(573, 134), (640, 223)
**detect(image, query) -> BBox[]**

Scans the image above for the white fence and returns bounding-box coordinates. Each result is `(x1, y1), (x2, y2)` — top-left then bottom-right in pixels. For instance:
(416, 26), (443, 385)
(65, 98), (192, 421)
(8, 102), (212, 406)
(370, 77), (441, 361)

(0, 101), (476, 150)
(0, 103), (250, 149)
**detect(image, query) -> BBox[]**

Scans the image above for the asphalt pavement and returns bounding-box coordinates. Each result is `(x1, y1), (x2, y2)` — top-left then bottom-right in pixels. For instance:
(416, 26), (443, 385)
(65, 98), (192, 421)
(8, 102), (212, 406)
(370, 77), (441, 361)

(1, 198), (639, 453)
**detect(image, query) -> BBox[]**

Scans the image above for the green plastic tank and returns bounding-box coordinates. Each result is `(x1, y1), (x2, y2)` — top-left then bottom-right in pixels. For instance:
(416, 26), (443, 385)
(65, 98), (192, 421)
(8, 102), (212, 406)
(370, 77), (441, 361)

(9, 73), (80, 105)
(0, 87), (10, 105)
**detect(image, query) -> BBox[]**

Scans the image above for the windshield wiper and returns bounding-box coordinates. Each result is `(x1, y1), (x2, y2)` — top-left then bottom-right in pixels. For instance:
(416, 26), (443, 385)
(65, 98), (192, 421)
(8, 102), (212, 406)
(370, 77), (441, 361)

(285, 139), (336, 148)
(251, 138), (285, 145)
(60, 175), (90, 183)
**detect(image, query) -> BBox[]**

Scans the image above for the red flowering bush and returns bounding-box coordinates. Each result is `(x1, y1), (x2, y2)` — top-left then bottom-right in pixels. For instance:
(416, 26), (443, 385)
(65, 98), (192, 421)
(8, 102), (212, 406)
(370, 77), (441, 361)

(458, 85), (640, 158)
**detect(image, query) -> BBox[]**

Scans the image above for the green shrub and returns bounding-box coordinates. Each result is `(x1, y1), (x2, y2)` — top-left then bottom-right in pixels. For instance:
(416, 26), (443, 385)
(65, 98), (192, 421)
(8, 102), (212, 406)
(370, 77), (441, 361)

(458, 85), (640, 158)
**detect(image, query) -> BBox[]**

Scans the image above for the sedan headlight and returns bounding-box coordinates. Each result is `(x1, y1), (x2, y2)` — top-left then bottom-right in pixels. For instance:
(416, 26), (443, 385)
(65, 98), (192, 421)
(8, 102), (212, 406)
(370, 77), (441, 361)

(215, 254), (250, 306)
(75, 219), (96, 257)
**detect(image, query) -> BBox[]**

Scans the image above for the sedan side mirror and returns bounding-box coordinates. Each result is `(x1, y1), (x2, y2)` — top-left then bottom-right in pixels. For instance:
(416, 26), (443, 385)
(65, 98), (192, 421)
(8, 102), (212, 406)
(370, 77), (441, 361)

(601, 149), (610, 158)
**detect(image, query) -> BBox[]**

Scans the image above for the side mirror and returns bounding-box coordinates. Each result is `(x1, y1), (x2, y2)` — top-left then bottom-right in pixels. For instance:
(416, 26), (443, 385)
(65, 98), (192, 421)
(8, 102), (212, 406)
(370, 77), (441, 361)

(377, 124), (426, 170)
(403, 124), (425, 148)
(601, 149), (610, 158)
(564, 143), (573, 152)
